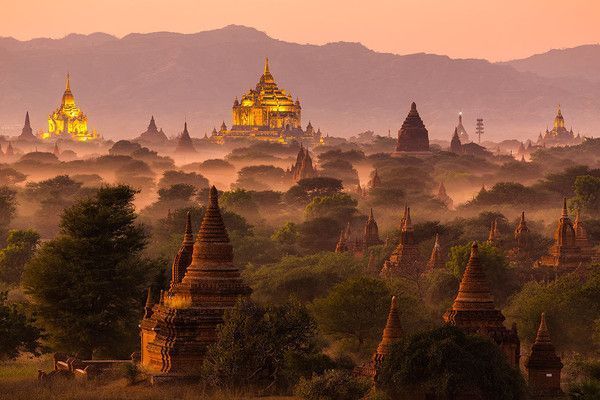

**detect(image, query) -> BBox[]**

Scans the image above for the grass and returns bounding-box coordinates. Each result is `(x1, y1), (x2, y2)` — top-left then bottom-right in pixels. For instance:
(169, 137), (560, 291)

(0, 356), (299, 400)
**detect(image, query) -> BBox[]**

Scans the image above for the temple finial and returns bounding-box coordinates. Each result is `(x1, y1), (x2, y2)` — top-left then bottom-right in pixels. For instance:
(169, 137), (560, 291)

(209, 185), (219, 207)
(562, 197), (568, 218)
(66, 72), (71, 91)
(264, 57), (270, 74)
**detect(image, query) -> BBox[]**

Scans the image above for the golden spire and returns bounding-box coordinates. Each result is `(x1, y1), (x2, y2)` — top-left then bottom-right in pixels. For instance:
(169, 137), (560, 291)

(264, 57), (270, 74)
(66, 72), (71, 91)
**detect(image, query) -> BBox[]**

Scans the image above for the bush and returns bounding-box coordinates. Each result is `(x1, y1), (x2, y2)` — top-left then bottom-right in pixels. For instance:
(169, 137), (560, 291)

(294, 370), (371, 400)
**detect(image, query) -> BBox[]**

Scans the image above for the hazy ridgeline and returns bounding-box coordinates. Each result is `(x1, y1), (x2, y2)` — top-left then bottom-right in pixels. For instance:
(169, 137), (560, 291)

(0, 134), (599, 399)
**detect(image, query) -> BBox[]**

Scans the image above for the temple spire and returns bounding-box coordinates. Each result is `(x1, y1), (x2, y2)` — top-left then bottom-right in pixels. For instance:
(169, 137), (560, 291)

(143, 287), (154, 318)
(66, 72), (71, 91)
(264, 57), (270, 74)
(24, 111), (31, 128)
(561, 197), (568, 218)
(449, 241), (496, 311)
(535, 312), (551, 344)
(375, 296), (403, 357)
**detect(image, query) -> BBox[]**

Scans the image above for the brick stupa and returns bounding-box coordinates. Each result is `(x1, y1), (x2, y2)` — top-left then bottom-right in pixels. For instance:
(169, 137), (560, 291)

(536, 199), (590, 272)
(392, 102), (431, 157)
(526, 313), (564, 398)
(381, 207), (424, 277)
(514, 211), (530, 251)
(140, 186), (252, 382)
(174, 122), (197, 154)
(443, 242), (520, 368)
(363, 208), (383, 249)
(373, 296), (403, 376)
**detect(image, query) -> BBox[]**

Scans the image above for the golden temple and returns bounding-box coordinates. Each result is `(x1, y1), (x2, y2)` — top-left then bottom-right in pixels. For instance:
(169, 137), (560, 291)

(212, 58), (322, 144)
(42, 74), (98, 142)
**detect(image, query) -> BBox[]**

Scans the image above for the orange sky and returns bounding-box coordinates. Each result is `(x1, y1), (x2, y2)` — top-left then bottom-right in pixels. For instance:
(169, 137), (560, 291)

(1, 0), (599, 61)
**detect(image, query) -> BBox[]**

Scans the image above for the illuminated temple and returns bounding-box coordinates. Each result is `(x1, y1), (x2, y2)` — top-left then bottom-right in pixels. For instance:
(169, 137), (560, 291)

(42, 74), (98, 142)
(212, 58), (322, 144)
(536, 106), (582, 147)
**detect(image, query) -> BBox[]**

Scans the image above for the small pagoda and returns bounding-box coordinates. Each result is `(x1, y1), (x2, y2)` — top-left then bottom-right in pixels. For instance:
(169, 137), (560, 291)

(140, 187), (252, 382)
(536, 199), (590, 272)
(436, 181), (453, 208)
(363, 209), (383, 249)
(526, 313), (564, 398)
(574, 210), (595, 259)
(174, 122), (197, 154)
(290, 145), (317, 182)
(487, 219), (502, 246)
(380, 207), (424, 278)
(392, 102), (431, 157)
(427, 233), (445, 270)
(137, 116), (168, 145)
(372, 296), (402, 379)
(443, 242), (520, 368)
(17, 112), (38, 143)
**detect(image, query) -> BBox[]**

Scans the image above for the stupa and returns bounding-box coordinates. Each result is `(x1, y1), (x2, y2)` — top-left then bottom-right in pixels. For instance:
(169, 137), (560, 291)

(392, 102), (431, 157)
(514, 211), (531, 251)
(290, 145), (317, 182)
(140, 187), (252, 382)
(17, 112), (38, 142)
(427, 233), (445, 269)
(526, 313), (564, 398)
(363, 209), (383, 249)
(450, 127), (462, 154)
(174, 122), (197, 154)
(380, 207), (424, 277)
(443, 242), (520, 368)
(373, 296), (402, 376)
(536, 199), (590, 272)
(137, 116), (169, 145)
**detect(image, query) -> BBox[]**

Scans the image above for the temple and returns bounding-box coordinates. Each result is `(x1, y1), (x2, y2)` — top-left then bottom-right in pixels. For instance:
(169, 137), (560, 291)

(137, 116), (168, 145)
(574, 210), (595, 259)
(427, 233), (445, 269)
(487, 219), (502, 246)
(436, 181), (453, 208)
(43, 74), (98, 142)
(526, 313), (564, 398)
(17, 112), (38, 142)
(536, 106), (582, 147)
(174, 122), (197, 154)
(140, 187), (252, 382)
(514, 211), (531, 252)
(536, 199), (590, 272)
(381, 207), (424, 277)
(363, 209), (383, 249)
(443, 242), (520, 368)
(450, 127), (462, 154)
(289, 145), (317, 181)
(372, 296), (402, 378)
(368, 169), (382, 190)
(392, 102), (431, 157)
(212, 58), (322, 144)
(455, 112), (470, 142)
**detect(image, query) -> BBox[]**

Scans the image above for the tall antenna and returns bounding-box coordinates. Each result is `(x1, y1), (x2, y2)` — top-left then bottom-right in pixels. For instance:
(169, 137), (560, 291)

(475, 118), (484, 144)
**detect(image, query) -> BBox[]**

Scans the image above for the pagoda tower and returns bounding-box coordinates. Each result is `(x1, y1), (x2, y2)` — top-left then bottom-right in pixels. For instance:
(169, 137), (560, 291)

(5, 142), (14, 157)
(369, 169), (382, 190)
(456, 112), (469, 142)
(436, 181), (453, 208)
(574, 210), (594, 258)
(514, 211), (531, 251)
(443, 242), (520, 367)
(17, 112), (38, 142)
(140, 187), (252, 382)
(174, 122), (197, 154)
(381, 207), (424, 278)
(137, 116), (169, 145)
(170, 212), (195, 287)
(526, 313), (564, 397)
(487, 219), (501, 246)
(450, 127), (462, 154)
(536, 199), (589, 271)
(427, 233), (445, 269)
(363, 209), (382, 249)
(335, 230), (349, 253)
(373, 296), (403, 372)
(393, 102), (430, 156)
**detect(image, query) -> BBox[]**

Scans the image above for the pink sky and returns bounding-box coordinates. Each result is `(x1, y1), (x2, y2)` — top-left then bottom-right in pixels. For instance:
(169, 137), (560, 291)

(2, 0), (599, 61)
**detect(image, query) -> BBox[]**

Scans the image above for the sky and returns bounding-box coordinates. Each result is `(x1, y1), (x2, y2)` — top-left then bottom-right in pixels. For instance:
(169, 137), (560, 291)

(1, 0), (599, 61)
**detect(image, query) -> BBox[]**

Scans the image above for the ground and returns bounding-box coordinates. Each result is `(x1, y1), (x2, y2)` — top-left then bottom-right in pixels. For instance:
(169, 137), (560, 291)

(0, 355), (298, 400)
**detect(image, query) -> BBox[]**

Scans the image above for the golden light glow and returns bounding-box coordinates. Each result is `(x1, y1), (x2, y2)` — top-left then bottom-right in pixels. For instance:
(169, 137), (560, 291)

(42, 74), (99, 142)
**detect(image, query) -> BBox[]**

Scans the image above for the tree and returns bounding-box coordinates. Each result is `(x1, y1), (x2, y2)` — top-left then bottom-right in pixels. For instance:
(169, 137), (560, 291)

(157, 183), (196, 201)
(0, 167), (26, 186)
(0, 291), (42, 360)
(297, 217), (342, 252)
(23, 185), (155, 358)
(202, 298), (321, 394)
(109, 140), (142, 156)
(305, 193), (358, 223)
(573, 175), (600, 215)
(157, 170), (209, 190)
(312, 277), (390, 348)
(294, 370), (370, 400)
(0, 187), (16, 245)
(285, 177), (344, 205)
(234, 165), (288, 191)
(377, 326), (525, 400)
(0, 229), (40, 284)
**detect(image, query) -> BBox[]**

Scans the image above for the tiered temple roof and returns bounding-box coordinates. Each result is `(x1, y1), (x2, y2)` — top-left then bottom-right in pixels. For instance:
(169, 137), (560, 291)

(138, 116), (169, 145)
(394, 102), (430, 155)
(290, 145), (317, 182)
(443, 242), (520, 367)
(381, 207), (424, 277)
(140, 186), (252, 381)
(526, 313), (564, 397)
(427, 233), (445, 270)
(536, 199), (590, 271)
(174, 122), (197, 154)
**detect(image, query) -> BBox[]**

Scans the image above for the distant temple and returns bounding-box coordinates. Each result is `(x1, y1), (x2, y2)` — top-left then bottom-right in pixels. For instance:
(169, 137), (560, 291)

(536, 199), (591, 272)
(42, 74), (98, 142)
(174, 122), (197, 154)
(450, 127), (462, 154)
(443, 242), (520, 368)
(368, 169), (382, 190)
(514, 211), (531, 253)
(436, 182), (453, 208)
(487, 219), (502, 246)
(137, 116), (168, 145)
(536, 106), (582, 147)
(289, 145), (317, 181)
(140, 187), (252, 382)
(381, 207), (424, 277)
(455, 112), (470, 142)
(17, 112), (38, 142)
(212, 58), (322, 144)
(363, 209), (383, 249)
(427, 233), (445, 270)
(393, 102), (431, 157)
(526, 313), (564, 398)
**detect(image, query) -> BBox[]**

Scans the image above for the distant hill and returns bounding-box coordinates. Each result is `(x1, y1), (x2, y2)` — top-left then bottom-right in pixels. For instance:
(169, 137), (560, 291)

(1, 25), (599, 141)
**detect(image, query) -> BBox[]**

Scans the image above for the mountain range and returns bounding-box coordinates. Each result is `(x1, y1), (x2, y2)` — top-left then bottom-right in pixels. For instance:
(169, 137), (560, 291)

(1, 25), (599, 141)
